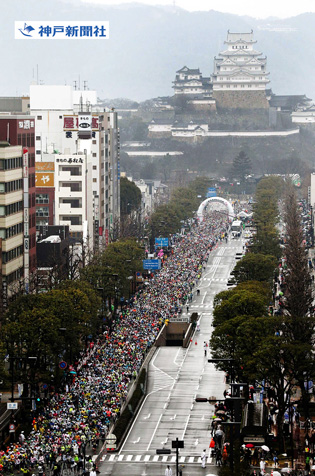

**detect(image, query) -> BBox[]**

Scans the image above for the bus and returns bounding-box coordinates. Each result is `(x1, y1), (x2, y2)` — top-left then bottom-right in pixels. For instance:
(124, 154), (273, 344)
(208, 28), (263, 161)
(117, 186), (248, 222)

(231, 220), (242, 238)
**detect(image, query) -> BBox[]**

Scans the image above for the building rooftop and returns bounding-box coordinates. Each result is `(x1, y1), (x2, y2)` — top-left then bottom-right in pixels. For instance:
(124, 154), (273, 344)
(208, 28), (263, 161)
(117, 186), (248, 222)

(269, 95), (311, 108)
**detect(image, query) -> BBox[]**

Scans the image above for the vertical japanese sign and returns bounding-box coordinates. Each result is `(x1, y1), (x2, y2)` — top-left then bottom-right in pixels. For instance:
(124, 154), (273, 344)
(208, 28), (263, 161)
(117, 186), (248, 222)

(23, 148), (29, 294)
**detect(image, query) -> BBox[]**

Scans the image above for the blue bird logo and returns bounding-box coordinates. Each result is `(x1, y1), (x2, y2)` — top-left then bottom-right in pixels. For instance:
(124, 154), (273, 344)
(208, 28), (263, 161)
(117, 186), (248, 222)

(18, 23), (35, 37)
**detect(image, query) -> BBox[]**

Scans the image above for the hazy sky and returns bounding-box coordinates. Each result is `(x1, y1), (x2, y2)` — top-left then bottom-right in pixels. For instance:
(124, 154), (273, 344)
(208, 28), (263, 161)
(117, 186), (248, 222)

(81, 0), (315, 19)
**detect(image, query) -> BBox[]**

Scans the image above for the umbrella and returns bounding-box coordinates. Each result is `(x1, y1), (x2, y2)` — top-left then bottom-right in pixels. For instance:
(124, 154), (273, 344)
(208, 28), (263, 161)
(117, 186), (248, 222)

(281, 469), (292, 473)
(261, 445), (270, 452)
(245, 444), (254, 448)
(273, 472), (281, 476)
(213, 417), (222, 421)
(216, 410), (226, 415)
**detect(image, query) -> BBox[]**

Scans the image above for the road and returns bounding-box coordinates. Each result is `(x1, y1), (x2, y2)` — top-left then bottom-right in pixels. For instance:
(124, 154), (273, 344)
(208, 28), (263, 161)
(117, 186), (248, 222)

(99, 236), (244, 476)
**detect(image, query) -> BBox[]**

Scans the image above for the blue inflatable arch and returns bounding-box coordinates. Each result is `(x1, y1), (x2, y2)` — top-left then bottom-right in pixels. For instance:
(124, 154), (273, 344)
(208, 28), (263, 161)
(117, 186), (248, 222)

(197, 197), (235, 220)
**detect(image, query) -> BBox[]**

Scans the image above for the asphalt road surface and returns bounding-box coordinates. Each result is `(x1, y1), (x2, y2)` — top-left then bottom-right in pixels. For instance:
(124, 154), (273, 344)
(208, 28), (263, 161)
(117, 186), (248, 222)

(99, 235), (244, 476)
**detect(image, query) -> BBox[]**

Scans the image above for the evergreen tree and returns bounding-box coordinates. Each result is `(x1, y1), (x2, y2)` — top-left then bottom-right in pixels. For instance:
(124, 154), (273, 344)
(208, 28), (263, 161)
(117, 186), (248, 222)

(232, 151), (252, 182)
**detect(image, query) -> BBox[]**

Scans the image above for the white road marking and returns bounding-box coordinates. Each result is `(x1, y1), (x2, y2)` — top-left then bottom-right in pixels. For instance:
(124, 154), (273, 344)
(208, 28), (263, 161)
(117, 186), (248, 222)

(170, 414), (176, 420)
(143, 413), (151, 420)
(146, 413), (162, 451)
(133, 437), (140, 444)
(182, 414), (190, 440)
(194, 439), (199, 446)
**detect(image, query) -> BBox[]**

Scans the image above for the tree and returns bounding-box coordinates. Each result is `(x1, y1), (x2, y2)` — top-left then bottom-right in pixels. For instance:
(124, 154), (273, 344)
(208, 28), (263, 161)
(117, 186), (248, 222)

(232, 253), (277, 284)
(149, 203), (182, 245)
(212, 290), (267, 328)
(251, 176), (283, 258)
(232, 151), (252, 182)
(282, 188), (315, 418)
(120, 176), (142, 216)
(188, 176), (214, 198)
(211, 314), (295, 452)
(81, 238), (144, 309)
(170, 187), (200, 221)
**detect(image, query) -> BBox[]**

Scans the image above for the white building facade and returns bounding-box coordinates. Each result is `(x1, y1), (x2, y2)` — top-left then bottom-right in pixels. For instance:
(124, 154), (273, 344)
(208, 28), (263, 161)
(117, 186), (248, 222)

(30, 85), (120, 249)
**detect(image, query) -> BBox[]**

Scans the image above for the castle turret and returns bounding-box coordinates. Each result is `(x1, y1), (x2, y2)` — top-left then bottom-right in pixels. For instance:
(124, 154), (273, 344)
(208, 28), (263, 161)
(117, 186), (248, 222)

(212, 30), (270, 109)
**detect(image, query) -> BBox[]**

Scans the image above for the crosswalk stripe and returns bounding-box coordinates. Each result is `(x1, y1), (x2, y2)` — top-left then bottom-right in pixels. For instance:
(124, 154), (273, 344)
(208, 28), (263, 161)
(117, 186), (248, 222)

(104, 453), (218, 465)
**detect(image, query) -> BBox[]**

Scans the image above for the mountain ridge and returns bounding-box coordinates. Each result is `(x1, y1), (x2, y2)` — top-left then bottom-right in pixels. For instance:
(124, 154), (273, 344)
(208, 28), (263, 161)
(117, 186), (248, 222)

(2, 1), (314, 101)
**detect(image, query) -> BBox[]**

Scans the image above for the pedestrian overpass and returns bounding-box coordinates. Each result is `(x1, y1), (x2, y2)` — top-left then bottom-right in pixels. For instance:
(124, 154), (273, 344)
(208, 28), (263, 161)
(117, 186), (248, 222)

(197, 197), (235, 220)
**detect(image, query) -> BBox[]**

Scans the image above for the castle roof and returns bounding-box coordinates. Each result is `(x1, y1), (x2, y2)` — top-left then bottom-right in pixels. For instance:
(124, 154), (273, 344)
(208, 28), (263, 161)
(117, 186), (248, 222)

(269, 95), (311, 109)
(176, 66), (201, 74)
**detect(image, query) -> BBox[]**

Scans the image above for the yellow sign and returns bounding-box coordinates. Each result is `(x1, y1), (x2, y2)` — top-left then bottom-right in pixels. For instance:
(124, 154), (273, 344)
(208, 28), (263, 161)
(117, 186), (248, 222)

(35, 162), (54, 171)
(36, 172), (54, 187)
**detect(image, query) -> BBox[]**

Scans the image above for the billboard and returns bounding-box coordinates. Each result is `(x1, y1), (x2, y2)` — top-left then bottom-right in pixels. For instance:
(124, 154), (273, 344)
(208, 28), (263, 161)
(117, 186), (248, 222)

(35, 162), (54, 171)
(36, 172), (54, 187)
(63, 115), (99, 131)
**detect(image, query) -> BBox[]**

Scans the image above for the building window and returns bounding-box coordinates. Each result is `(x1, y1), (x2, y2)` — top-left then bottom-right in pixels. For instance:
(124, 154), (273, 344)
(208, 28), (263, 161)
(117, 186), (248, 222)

(92, 140), (97, 145)
(36, 136), (41, 140)
(61, 216), (82, 225)
(37, 116), (42, 120)
(60, 198), (82, 208)
(36, 150), (41, 155)
(93, 165), (97, 170)
(36, 206), (49, 217)
(93, 153), (97, 157)
(2, 245), (24, 264)
(61, 182), (82, 192)
(60, 166), (82, 176)
(59, 116), (62, 119)
(93, 178), (97, 183)
(36, 194), (49, 204)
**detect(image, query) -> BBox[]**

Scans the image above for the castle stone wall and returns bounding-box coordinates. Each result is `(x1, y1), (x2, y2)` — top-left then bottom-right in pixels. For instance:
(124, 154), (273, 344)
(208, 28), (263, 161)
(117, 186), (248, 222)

(213, 90), (269, 109)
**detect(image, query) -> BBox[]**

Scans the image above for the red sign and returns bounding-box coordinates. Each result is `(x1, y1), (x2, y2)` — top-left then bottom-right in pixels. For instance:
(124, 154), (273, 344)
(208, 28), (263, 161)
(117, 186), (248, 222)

(63, 116), (99, 130)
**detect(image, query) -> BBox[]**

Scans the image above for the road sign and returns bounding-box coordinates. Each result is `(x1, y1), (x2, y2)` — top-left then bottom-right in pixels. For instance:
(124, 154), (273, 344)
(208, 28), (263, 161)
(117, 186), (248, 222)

(59, 361), (67, 369)
(9, 423), (15, 432)
(206, 187), (217, 198)
(155, 237), (169, 247)
(7, 402), (18, 410)
(42, 384), (48, 390)
(143, 259), (161, 270)
(172, 439), (184, 449)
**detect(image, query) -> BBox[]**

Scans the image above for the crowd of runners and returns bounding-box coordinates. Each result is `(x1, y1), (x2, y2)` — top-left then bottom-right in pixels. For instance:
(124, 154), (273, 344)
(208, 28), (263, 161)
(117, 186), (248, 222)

(0, 211), (230, 475)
